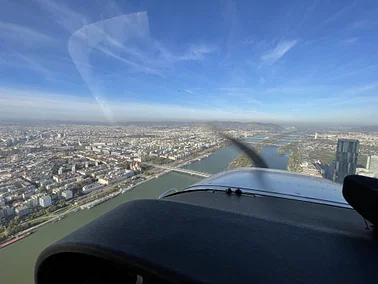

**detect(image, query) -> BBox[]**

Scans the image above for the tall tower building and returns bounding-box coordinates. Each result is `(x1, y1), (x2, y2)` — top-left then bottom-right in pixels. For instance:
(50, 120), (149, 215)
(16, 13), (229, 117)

(333, 139), (359, 183)
(366, 155), (378, 176)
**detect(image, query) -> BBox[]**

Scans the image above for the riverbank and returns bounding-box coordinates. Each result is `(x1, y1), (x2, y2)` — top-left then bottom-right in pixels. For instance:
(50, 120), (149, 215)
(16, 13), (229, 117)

(228, 133), (296, 169)
(278, 142), (302, 172)
(0, 142), (245, 283)
(2, 171), (167, 244)
(228, 134), (282, 168)
(1, 144), (222, 246)
(0, 231), (35, 249)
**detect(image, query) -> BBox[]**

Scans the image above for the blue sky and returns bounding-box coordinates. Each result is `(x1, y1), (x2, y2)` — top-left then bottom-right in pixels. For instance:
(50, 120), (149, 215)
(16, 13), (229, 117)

(0, 0), (377, 125)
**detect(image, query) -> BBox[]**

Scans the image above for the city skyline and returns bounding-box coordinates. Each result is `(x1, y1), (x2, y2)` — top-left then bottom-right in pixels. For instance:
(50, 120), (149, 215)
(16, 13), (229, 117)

(1, 0), (378, 124)
(1, 120), (378, 282)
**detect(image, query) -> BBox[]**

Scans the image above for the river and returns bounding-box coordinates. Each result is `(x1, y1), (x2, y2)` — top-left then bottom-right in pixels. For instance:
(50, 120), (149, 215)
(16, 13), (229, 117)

(245, 135), (290, 170)
(0, 134), (293, 283)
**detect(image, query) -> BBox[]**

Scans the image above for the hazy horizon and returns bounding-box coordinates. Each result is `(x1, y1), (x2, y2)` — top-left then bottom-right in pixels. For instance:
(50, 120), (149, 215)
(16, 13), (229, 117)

(1, 117), (378, 130)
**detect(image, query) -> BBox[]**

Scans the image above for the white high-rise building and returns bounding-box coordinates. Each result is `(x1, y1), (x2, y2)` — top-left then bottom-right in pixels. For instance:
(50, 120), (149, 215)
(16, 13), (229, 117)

(15, 206), (29, 216)
(39, 195), (52, 207)
(82, 183), (104, 194)
(61, 190), (73, 200)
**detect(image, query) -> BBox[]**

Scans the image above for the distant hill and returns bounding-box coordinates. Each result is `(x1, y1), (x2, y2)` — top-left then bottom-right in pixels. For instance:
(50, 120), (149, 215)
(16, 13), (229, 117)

(246, 122), (284, 132)
(349, 126), (378, 133)
(209, 121), (284, 132)
(1, 119), (286, 131)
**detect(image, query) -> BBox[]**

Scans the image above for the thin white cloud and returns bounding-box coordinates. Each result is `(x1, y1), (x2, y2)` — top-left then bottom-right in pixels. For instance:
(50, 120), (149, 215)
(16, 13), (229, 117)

(0, 21), (54, 46)
(219, 87), (255, 92)
(224, 93), (245, 98)
(328, 64), (378, 81)
(179, 45), (215, 61)
(350, 19), (370, 29)
(96, 45), (163, 77)
(104, 33), (148, 63)
(242, 39), (255, 45)
(242, 39), (270, 53)
(67, 11), (166, 119)
(346, 83), (378, 93)
(341, 37), (358, 44)
(37, 0), (215, 68)
(260, 40), (298, 64)
(15, 53), (51, 77)
(259, 76), (266, 86)
(184, 89), (194, 94)
(36, 0), (88, 33)
(316, 3), (355, 29)
(0, 51), (54, 79)
(64, 12), (218, 121)
(154, 42), (215, 63)
(48, 5), (214, 80)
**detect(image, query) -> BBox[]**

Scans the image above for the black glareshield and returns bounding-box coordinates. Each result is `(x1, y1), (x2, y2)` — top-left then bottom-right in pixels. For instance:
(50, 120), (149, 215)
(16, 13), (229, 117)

(343, 175), (378, 226)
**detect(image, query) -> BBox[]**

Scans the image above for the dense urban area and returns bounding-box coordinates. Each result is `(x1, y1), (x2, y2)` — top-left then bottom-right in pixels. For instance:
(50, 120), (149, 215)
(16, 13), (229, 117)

(1, 121), (378, 247)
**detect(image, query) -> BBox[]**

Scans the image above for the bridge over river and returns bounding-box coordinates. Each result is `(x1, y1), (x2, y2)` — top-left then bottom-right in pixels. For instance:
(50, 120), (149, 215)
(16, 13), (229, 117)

(143, 162), (211, 178)
(246, 143), (284, 147)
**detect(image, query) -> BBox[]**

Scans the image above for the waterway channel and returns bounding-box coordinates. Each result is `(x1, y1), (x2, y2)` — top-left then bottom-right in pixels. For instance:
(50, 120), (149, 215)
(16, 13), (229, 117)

(0, 134), (295, 283)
